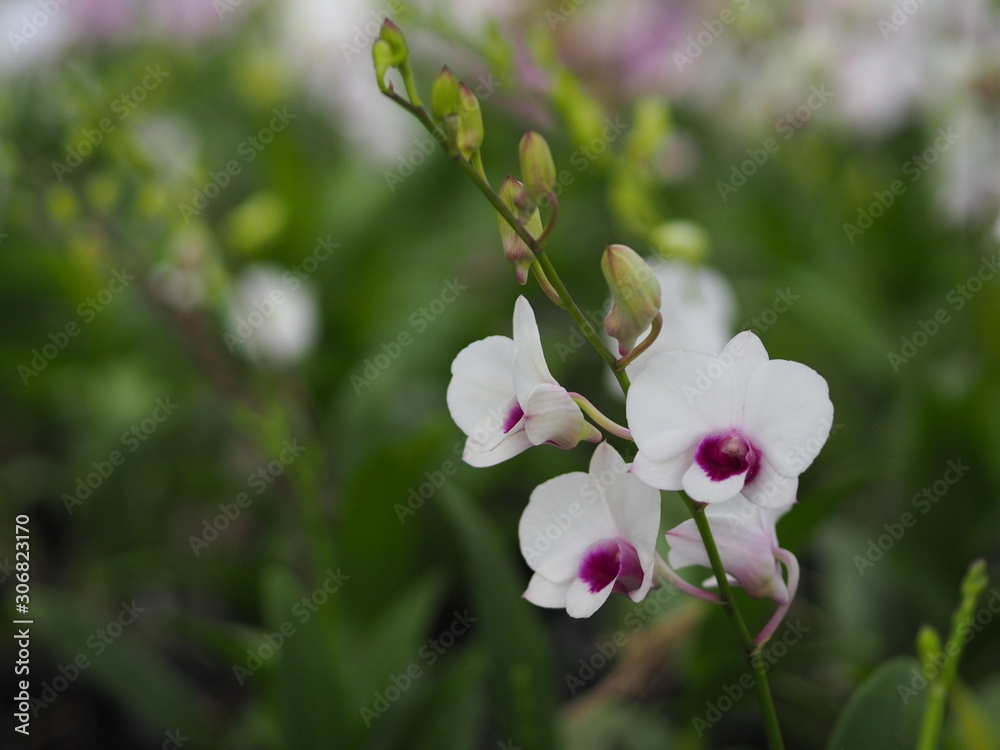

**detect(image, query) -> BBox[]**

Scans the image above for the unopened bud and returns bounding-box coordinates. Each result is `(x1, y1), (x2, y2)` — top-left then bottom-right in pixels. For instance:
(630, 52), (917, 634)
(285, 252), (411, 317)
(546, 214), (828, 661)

(378, 19), (408, 65)
(431, 66), (461, 120)
(457, 83), (484, 159)
(601, 244), (661, 356)
(916, 625), (942, 672)
(519, 131), (557, 202)
(498, 176), (540, 284)
(650, 220), (709, 263)
(372, 39), (395, 91)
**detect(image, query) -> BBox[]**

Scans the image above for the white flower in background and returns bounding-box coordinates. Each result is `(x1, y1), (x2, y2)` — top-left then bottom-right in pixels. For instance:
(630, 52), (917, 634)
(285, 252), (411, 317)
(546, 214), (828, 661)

(665, 494), (799, 642)
(447, 296), (601, 467)
(627, 331), (833, 508)
(518, 442), (660, 618)
(225, 264), (319, 365)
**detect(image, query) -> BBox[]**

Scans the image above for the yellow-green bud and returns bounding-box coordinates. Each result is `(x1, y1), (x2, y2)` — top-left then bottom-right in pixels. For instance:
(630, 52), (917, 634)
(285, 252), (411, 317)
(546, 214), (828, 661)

(916, 625), (942, 672)
(498, 176), (540, 284)
(650, 220), (709, 263)
(601, 244), (661, 356)
(372, 39), (395, 92)
(457, 83), (484, 159)
(519, 131), (557, 202)
(378, 19), (408, 65)
(431, 66), (461, 120)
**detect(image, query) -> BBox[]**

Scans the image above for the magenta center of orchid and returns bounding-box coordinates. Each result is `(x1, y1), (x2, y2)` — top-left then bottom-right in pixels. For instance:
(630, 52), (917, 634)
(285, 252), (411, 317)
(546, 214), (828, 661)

(502, 402), (524, 433)
(695, 431), (760, 483)
(578, 538), (644, 595)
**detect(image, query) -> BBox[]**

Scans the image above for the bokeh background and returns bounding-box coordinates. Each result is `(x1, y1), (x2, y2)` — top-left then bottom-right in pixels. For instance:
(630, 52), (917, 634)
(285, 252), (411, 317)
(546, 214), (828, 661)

(3, 0), (1000, 748)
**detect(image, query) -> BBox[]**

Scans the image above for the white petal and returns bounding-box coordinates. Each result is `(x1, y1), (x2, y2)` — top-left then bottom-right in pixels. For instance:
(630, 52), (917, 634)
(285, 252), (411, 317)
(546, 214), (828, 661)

(519, 472), (616, 581)
(446, 336), (516, 438)
(523, 383), (587, 448)
(741, 459), (799, 509)
(742, 359), (834, 476)
(629, 449), (692, 490)
(682, 461), (748, 504)
(626, 350), (733, 462)
(512, 296), (556, 404)
(627, 559), (657, 604)
(595, 445), (662, 564)
(523, 573), (572, 609)
(565, 575), (615, 618)
(720, 331), (770, 410)
(462, 429), (533, 467)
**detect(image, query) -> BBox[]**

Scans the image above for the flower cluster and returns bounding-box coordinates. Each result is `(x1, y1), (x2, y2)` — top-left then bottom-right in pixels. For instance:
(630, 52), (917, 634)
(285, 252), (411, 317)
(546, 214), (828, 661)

(449, 287), (832, 640)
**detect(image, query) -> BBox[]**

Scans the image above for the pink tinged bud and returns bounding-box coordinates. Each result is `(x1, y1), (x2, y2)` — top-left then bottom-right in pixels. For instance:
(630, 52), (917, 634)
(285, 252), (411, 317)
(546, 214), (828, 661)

(498, 176), (540, 284)
(601, 244), (661, 356)
(457, 83), (484, 159)
(431, 66), (461, 121)
(518, 131), (557, 202)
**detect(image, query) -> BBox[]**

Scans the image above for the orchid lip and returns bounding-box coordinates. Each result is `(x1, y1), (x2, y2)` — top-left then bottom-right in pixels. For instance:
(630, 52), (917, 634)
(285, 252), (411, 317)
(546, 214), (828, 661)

(502, 402), (525, 433)
(578, 538), (644, 595)
(695, 431), (760, 483)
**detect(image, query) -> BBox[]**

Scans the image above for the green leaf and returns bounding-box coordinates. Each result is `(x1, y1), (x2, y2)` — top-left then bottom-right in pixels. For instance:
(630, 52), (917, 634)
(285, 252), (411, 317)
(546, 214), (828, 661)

(827, 656), (928, 750)
(438, 484), (558, 750)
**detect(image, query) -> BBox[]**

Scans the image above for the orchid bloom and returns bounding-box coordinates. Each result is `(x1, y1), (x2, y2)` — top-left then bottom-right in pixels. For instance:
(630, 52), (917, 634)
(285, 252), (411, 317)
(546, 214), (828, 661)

(518, 442), (660, 618)
(627, 331), (833, 507)
(665, 495), (799, 643)
(447, 296), (601, 467)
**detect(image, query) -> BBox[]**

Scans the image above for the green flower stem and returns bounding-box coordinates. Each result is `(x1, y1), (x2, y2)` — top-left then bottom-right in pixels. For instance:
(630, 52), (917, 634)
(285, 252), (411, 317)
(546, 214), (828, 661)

(915, 559), (989, 750)
(568, 393), (632, 440)
(399, 61), (424, 109)
(615, 313), (663, 371)
(530, 260), (566, 308)
(680, 492), (786, 750)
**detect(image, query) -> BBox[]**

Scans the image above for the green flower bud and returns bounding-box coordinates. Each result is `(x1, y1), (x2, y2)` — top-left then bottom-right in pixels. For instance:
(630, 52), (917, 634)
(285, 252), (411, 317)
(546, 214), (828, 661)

(372, 39), (395, 92)
(457, 83), (484, 159)
(601, 244), (661, 356)
(431, 66), (461, 120)
(498, 176), (540, 284)
(916, 625), (942, 673)
(650, 220), (709, 263)
(519, 131), (557, 202)
(378, 19), (408, 65)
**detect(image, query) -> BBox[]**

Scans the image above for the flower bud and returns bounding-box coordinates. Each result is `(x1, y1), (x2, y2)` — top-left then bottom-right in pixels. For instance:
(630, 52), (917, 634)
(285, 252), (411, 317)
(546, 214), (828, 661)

(519, 131), (557, 202)
(601, 244), (661, 356)
(916, 625), (942, 671)
(378, 19), (408, 65)
(431, 66), (461, 120)
(372, 39), (395, 92)
(650, 220), (709, 263)
(498, 176), (540, 284)
(457, 83), (484, 159)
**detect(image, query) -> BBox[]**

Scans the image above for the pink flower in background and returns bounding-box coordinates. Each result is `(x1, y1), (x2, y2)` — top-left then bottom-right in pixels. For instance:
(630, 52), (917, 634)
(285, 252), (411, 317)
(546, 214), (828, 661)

(518, 443), (660, 618)
(447, 296), (600, 467)
(627, 331), (833, 507)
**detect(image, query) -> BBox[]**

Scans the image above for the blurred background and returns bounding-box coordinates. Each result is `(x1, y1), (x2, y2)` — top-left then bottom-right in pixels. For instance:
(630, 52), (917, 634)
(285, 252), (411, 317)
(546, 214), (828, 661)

(3, 0), (1000, 747)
